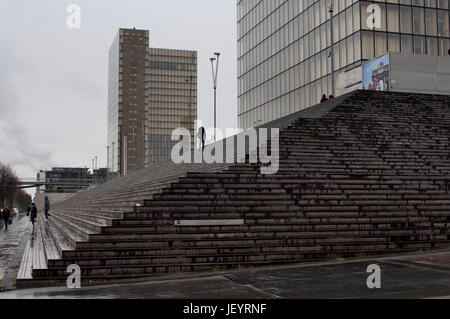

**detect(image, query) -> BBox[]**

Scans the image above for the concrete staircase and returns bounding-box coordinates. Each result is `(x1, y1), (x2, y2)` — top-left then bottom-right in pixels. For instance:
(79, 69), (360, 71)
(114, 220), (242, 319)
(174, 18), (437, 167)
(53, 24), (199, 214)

(16, 90), (450, 287)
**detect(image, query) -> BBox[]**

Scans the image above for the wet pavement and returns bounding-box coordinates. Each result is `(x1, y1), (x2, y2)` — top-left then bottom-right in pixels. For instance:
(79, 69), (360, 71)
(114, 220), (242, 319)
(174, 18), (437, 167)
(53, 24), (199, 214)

(0, 275), (264, 299)
(0, 214), (31, 286)
(0, 249), (450, 299)
(227, 259), (450, 299)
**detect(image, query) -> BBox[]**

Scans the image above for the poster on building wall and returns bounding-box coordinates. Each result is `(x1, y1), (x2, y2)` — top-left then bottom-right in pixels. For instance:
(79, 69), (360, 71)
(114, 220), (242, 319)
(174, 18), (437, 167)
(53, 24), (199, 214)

(362, 53), (390, 91)
(337, 66), (363, 95)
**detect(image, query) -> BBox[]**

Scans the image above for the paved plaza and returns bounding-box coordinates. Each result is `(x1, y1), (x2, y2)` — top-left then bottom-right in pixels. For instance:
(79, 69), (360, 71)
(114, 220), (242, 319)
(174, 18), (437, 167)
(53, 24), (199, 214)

(0, 246), (449, 299)
(0, 214), (31, 289)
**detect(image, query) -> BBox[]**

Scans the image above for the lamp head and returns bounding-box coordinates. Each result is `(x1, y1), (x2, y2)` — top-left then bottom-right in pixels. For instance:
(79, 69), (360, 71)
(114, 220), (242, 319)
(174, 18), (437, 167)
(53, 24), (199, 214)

(210, 57), (216, 61)
(214, 52), (220, 56)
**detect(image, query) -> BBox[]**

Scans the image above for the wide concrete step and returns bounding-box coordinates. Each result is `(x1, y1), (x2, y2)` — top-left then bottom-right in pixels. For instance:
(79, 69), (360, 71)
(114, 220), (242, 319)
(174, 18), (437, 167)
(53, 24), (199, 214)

(55, 209), (121, 224)
(61, 241), (450, 260)
(133, 205), (300, 214)
(90, 226), (444, 241)
(152, 193), (294, 200)
(45, 220), (75, 255)
(54, 211), (105, 233)
(49, 216), (88, 248)
(114, 214), (440, 226)
(21, 91), (450, 286)
(76, 233), (449, 250)
(39, 222), (61, 261)
(45, 241), (437, 268)
(32, 241), (450, 279)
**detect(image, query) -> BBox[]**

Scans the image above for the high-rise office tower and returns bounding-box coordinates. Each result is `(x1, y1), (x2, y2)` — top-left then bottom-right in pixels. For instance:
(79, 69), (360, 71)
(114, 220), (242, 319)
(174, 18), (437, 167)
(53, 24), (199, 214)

(237, 0), (450, 129)
(146, 48), (197, 164)
(108, 28), (197, 176)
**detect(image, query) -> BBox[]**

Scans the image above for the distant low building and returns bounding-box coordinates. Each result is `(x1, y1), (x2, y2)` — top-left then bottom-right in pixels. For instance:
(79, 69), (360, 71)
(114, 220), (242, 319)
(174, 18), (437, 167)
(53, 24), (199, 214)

(93, 168), (107, 184)
(38, 167), (107, 194)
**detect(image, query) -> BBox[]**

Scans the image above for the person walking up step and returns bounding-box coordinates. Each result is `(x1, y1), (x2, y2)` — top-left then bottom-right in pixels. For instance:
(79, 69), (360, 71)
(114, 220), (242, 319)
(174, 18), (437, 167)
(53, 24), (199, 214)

(30, 203), (37, 228)
(44, 196), (51, 219)
(2, 206), (11, 231)
(198, 126), (206, 152)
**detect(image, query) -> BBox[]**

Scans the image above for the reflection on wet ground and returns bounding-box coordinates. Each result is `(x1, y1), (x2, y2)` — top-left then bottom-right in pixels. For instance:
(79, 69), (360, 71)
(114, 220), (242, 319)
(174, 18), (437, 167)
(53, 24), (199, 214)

(1, 249), (450, 299)
(0, 215), (31, 283)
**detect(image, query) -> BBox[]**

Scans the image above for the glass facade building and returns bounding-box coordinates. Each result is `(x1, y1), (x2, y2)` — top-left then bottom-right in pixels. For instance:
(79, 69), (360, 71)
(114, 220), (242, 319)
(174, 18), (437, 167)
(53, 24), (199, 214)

(237, 0), (450, 129)
(108, 28), (197, 176)
(146, 48), (197, 165)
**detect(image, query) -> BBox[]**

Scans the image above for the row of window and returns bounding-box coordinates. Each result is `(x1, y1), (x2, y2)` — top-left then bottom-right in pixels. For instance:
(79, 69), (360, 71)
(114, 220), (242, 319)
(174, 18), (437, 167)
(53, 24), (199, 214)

(239, 32), (450, 117)
(238, 0), (450, 34)
(238, 2), (450, 77)
(239, 74), (335, 129)
(147, 106), (197, 116)
(238, 29), (362, 97)
(146, 89), (198, 97)
(148, 61), (197, 71)
(239, 3), (361, 76)
(146, 82), (197, 90)
(361, 30), (450, 58)
(361, 2), (450, 37)
(147, 69), (197, 77)
(148, 116), (195, 124)
(147, 95), (198, 103)
(145, 100), (196, 108)
(148, 49), (197, 58)
(239, 35), (361, 112)
(147, 120), (194, 129)
(147, 56), (197, 66)
(148, 128), (192, 135)
(146, 75), (198, 84)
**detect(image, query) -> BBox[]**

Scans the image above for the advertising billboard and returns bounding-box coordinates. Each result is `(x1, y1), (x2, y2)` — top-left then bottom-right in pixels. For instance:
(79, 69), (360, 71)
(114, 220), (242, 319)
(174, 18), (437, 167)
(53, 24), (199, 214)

(362, 53), (390, 91)
(337, 66), (363, 95)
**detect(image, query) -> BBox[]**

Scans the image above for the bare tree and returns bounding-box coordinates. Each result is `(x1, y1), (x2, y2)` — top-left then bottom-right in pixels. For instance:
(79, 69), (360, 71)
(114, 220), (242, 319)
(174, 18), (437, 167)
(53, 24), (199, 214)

(0, 162), (19, 207)
(15, 190), (31, 212)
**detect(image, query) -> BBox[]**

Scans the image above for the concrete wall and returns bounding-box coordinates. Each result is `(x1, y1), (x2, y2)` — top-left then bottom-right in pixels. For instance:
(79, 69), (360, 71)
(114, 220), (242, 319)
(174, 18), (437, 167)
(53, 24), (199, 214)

(390, 53), (450, 95)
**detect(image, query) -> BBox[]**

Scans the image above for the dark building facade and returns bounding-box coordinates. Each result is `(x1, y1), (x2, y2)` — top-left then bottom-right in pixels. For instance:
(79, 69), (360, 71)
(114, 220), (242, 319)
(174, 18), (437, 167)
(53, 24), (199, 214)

(108, 28), (148, 176)
(42, 168), (91, 193)
(41, 167), (108, 193)
(108, 28), (197, 177)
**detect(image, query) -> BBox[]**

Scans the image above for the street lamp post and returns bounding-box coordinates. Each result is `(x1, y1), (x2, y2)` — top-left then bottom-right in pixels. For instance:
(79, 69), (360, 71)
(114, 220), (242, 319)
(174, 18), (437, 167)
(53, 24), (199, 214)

(210, 52), (220, 142)
(329, 2), (335, 97)
(112, 141), (115, 178)
(106, 146), (110, 181)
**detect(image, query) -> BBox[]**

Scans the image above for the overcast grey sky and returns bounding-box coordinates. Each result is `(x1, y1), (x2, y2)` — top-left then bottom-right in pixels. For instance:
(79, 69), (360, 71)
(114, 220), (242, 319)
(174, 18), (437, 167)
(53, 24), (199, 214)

(0, 0), (237, 180)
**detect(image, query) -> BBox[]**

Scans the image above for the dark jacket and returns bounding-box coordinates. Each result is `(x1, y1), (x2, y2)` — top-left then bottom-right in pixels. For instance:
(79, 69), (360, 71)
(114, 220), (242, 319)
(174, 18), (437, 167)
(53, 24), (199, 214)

(30, 207), (37, 222)
(198, 127), (206, 140)
(44, 199), (50, 211)
(2, 208), (11, 220)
